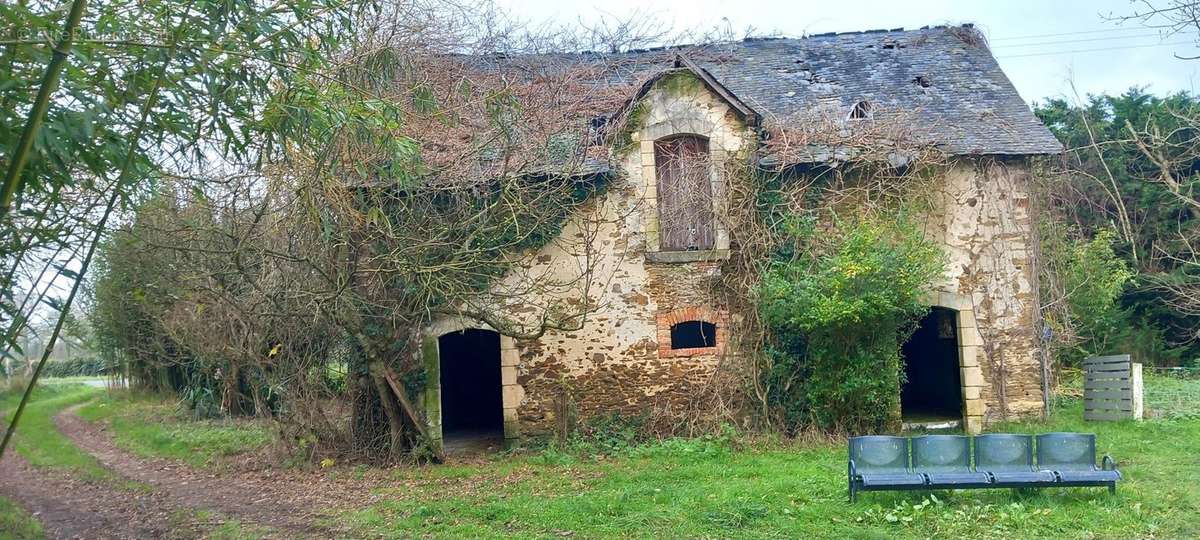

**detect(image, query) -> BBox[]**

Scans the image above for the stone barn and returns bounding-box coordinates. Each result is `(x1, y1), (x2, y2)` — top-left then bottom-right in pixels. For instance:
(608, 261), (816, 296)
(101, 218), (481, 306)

(417, 24), (1062, 450)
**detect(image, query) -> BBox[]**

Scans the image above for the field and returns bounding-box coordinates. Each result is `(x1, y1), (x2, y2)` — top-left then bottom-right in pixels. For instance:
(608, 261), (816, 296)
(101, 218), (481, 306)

(1, 378), (1198, 539)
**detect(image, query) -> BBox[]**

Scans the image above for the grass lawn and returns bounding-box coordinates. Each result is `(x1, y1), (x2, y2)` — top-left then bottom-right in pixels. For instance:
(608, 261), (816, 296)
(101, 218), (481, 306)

(0, 496), (43, 540)
(0, 383), (110, 482)
(10, 379), (1198, 539)
(77, 391), (273, 468)
(342, 398), (1200, 539)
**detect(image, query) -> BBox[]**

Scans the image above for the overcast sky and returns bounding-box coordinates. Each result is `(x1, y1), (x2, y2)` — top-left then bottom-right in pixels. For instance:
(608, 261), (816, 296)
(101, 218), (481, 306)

(496, 0), (1200, 104)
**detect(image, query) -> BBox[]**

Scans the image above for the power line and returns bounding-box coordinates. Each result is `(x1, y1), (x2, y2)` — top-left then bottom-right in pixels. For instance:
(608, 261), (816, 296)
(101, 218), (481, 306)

(992, 33), (1175, 49)
(996, 40), (1195, 59)
(990, 26), (1166, 41)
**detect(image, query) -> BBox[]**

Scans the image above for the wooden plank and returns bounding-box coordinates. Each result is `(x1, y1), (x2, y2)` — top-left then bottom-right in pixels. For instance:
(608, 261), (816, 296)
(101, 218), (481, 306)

(1085, 390), (1133, 400)
(1083, 366), (1131, 374)
(1085, 400), (1133, 410)
(382, 367), (445, 463)
(1084, 354), (1131, 365)
(1084, 380), (1132, 390)
(1085, 395), (1133, 403)
(1084, 376), (1131, 383)
(1084, 363), (1130, 371)
(1085, 409), (1133, 421)
(1083, 365), (1130, 372)
(1085, 401), (1133, 408)
(654, 136), (714, 251)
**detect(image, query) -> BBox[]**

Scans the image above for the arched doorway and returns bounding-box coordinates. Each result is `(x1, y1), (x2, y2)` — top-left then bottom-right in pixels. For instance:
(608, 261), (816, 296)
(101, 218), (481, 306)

(901, 307), (964, 425)
(438, 329), (504, 442)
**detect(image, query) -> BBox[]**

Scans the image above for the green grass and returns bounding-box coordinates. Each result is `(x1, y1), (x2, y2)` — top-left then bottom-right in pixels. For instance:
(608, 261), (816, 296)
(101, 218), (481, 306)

(1143, 372), (1200, 419)
(0, 496), (44, 540)
(7, 379), (1197, 538)
(1, 383), (111, 481)
(343, 399), (1200, 539)
(77, 392), (272, 468)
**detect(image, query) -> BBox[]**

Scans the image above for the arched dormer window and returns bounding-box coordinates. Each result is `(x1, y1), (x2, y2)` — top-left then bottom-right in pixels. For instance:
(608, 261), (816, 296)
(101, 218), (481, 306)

(653, 134), (713, 251)
(849, 100), (872, 120)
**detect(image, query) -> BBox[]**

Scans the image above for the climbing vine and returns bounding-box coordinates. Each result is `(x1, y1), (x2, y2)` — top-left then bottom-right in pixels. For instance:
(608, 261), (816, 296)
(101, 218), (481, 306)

(756, 215), (945, 432)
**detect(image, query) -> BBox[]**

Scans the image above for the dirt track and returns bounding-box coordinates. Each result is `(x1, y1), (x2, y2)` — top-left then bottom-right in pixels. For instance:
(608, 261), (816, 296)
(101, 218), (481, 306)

(0, 450), (187, 539)
(0, 406), (360, 539)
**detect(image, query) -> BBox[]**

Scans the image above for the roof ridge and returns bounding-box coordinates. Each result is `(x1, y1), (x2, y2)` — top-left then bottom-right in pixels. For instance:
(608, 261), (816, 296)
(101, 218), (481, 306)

(805, 23), (975, 39)
(589, 24), (980, 55)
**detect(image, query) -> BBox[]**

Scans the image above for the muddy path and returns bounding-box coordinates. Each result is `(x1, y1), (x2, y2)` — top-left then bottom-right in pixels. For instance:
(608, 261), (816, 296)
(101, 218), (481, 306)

(3, 399), (496, 539)
(0, 449), (198, 539)
(0, 402), (365, 539)
(49, 405), (355, 538)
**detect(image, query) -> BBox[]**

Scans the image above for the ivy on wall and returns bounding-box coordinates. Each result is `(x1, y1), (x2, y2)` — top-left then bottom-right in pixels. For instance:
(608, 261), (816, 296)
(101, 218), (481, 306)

(756, 214), (945, 433)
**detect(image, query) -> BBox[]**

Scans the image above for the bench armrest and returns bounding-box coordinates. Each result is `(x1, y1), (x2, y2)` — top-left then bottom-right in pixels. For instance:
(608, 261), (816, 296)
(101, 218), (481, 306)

(848, 458), (857, 479)
(1102, 454), (1116, 471)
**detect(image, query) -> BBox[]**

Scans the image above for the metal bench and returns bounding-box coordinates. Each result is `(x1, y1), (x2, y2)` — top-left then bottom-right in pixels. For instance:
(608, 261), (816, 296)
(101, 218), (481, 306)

(913, 435), (991, 488)
(847, 435), (926, 503)
(1036, 433), (1121, 494)
(975, 434), (1056, 486)
(848, 433), (1120, 502)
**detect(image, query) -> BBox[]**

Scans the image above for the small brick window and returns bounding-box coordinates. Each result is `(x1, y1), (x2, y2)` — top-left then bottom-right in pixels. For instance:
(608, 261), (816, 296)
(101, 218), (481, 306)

(657, 306), (727, 358)
(670, 320), (717, 349)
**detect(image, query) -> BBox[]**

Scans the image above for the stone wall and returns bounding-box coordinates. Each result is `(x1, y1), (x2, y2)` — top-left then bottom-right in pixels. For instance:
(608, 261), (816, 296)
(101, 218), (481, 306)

(422, 73), (753, 438)
(421, 73), (1045, 441)
(918, 157), (1045, 423)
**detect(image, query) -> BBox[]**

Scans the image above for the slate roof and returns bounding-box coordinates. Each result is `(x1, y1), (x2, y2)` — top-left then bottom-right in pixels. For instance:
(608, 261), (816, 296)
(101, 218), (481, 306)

(570, 25), (1062, 158)
(687, 25), (1061, 155)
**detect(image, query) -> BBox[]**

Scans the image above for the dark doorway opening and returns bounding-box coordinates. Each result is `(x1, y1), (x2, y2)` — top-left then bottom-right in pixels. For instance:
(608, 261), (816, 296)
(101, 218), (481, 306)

(438, 329), (503, 440)
(901, 307), (963, 422)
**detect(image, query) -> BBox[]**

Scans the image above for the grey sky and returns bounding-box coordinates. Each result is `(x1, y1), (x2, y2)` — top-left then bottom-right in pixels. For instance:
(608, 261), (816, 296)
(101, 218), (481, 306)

(497, 0), (1200, 104)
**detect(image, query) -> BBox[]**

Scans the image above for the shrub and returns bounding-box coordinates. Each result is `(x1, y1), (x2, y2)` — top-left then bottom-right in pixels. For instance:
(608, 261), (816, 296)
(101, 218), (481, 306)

(757, 215), (944, 433)
(1063, 230), (1133, 353)
(1044, 228), (1136, 366)
(40, 357), (112, 378)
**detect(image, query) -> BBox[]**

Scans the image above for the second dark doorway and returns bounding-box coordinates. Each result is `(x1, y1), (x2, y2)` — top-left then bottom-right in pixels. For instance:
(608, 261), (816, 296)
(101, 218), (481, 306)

(438, 329), (503, 438)
(901, 307), (964, 422)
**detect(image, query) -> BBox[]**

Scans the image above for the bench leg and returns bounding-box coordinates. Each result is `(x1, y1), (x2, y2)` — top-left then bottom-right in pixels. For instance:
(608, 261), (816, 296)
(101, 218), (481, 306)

(1109, 482), (1116, 495)
(848, 482), (857, 503)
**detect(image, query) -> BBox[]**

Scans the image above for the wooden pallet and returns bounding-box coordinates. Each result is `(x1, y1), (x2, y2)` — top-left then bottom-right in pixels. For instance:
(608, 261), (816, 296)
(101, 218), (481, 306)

(1083, 355), (1137, 421)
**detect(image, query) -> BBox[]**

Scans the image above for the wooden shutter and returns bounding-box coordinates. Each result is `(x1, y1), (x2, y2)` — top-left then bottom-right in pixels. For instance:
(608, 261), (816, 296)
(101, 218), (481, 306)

(654, 135), (714, 251)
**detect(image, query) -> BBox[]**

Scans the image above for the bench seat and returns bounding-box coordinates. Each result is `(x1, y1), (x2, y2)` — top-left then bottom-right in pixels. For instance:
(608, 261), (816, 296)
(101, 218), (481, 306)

(990, 470), (1057, 484)
(1054, 469), (1122, 483)
(912, 435), (985, 488)
(1037, 433), (1122, 493)
(924, 471), (991, 486)
(859, 472), (926, 488)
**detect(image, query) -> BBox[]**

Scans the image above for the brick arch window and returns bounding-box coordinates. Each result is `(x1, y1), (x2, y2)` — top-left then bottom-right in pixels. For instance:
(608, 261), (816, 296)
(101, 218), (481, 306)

(657, 306), (728, 358)
(654, 134), (713, 251)
(670, 320), (717, 349)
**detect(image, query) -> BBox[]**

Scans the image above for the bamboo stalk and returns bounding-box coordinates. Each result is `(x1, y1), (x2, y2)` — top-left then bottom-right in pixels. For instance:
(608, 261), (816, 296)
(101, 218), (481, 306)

(0, 0), (192, 460)
(0, 0), (89, 218)
(0, 190), (116, 459)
